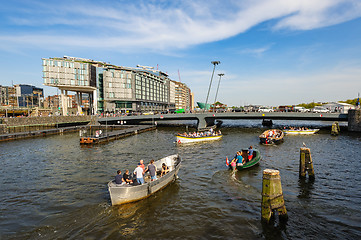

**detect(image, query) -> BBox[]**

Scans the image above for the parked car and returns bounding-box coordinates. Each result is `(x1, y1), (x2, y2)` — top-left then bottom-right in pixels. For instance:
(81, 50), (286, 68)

(258, 107), (274, 112)
(294, 106), (310, 112)
(312, 107), (330, 113)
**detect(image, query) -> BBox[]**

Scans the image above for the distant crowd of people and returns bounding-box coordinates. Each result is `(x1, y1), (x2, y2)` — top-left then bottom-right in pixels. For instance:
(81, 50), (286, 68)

(178, 128), (221, 138)
(114, 159), (170, 186)
(284, 126), (310, 131)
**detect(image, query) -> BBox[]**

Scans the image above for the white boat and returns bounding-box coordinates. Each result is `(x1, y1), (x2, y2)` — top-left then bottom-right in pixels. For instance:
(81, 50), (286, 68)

(176, 134), (222, 144)
(108, 154), (181, 205)
(283, 129), (320, 135)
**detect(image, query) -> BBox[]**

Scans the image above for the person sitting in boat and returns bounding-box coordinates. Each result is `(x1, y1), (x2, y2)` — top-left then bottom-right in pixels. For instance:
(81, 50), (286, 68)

(236, 151), (244, 166)
(134, 163), (145, 185)
(115, 170), (125, 185)
(123, 169), (133, 184)
(247, 146), (254, 161)
(161, 163), (169, 177)
(268, 131), (273, 138)
(146, 159), (157, 181)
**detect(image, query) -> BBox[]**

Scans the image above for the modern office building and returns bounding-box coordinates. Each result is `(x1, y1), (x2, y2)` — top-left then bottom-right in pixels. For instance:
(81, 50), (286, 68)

(0, 85), (17, 107)
(100, 65), (175, 113)
(42, 56), (99, 115)
(1, 84), (43, 108)
(42, 56), (178, 115)
(15, 84), (43, 108)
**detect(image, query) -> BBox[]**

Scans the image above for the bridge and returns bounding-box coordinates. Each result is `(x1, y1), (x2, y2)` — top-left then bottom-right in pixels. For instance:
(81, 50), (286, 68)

(98, 112), (349, 130)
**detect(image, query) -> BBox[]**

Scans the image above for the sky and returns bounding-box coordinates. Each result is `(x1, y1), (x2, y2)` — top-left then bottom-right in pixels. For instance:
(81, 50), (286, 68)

(0, 0), (361, 107)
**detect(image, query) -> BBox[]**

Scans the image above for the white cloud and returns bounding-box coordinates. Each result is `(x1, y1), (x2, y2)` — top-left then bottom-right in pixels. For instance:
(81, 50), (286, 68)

(1, 0), (361, 51)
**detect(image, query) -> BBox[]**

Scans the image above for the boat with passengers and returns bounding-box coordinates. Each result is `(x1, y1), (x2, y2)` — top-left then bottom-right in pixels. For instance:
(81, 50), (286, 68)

(259, 129), (284, 145)
(176, 129), (222, 144)
(283, 127), (320, 135)
(226, 148), (262, 171)
(108, 154), (181, 205)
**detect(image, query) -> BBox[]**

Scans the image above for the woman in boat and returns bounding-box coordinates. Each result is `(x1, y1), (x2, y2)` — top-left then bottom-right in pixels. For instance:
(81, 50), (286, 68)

(236, 151), (244, 166)
(161, 163), (169, 176)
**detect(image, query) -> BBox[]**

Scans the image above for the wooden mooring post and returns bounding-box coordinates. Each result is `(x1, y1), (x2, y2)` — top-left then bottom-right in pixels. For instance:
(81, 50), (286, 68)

(261, 169), (288, 223)
(331, 121), (340, 136)
(300, 148), (315, 179)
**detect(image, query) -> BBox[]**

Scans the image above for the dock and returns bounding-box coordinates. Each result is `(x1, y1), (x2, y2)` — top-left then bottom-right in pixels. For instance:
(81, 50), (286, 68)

(80, 125), (156, 145)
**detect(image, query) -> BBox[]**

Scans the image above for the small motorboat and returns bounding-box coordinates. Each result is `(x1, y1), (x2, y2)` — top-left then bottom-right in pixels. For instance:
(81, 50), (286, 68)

(226, 149), (262, 171)
(108, 154), (181, 205)
(259, 129), (284, 145)
(283, 128), (320, 135)
(176, 132), (222, 144)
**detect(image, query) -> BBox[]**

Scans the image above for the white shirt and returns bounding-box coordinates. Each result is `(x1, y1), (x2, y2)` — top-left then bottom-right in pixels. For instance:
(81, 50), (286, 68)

(134, 166), (143, 178)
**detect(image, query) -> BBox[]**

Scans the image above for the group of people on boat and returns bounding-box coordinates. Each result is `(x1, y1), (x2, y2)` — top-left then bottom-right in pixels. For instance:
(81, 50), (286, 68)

(266, 130), (282, 138)
(114, 159), (170, 186)
(178, 128), (221, 138)
(283, 126), (310, 131)
(228, 146), (254, 169)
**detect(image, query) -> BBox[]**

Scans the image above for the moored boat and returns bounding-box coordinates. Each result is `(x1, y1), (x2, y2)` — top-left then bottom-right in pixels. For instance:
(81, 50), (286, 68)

(226, 149), (262, 171)
(108, 154), (181, 205)
(283, 128), (320, 135)
(259, 129), (284, 145)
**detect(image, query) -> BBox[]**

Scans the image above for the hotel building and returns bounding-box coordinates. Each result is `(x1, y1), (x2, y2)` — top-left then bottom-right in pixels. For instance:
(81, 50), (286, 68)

(42, 56), (181, 115)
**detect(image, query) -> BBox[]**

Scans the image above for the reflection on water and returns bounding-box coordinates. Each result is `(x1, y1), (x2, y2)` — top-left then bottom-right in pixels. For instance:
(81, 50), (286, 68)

(1, 121), (361, 239)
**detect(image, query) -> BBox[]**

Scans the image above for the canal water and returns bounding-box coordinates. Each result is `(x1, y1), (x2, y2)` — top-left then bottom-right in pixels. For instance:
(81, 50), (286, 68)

(1, 120), (360, 239)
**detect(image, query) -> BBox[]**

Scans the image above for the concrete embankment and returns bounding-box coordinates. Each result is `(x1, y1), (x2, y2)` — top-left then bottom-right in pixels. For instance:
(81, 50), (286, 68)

(0, 116), (157, 142)
(0, 116), (94, 134)
(0, 116), (93, 141)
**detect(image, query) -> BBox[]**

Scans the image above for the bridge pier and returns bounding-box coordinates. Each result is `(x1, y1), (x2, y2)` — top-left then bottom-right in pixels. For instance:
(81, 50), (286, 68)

(196, 114), (215, 130)
(348, 109), (361, 132)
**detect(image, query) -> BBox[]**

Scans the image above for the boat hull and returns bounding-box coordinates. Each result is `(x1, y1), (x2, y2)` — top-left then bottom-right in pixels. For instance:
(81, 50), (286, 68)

(176, 135), (222, 144)
(108, 154), (181, 205)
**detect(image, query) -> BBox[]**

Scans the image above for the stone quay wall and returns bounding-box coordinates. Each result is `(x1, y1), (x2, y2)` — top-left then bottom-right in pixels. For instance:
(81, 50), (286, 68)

(0, 116), (97, 134)
(348, 109), (361, 132)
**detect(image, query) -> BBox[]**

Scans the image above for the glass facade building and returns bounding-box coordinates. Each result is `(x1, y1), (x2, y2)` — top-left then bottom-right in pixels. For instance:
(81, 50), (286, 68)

(42, 56), (180, 114)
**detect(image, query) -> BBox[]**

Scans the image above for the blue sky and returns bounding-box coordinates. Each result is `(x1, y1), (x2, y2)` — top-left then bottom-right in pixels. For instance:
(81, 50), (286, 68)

(0, 0), (361, 106)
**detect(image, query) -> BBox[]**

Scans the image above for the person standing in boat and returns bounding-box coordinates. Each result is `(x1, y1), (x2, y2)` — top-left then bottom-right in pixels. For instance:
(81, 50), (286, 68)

(115, 170), (125, 185)
(248, 146), (254, 162)
(146, 159), (157, 181)
(134, 163), (145, 185)
(139, 159), (146, 174)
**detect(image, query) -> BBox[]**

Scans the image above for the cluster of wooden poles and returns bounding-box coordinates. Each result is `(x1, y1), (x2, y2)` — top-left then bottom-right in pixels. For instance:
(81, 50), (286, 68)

(261, 147), (314, 223)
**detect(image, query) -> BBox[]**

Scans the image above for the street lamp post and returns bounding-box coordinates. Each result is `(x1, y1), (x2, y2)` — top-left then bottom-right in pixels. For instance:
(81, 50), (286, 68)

(205, 61), (220, 112)
(213, 73), (224, 113)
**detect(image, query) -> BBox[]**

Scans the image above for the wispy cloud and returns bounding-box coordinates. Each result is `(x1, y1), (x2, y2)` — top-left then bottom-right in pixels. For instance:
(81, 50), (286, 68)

(239, 45), (273, 57)
(1, 0), (360, 52)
